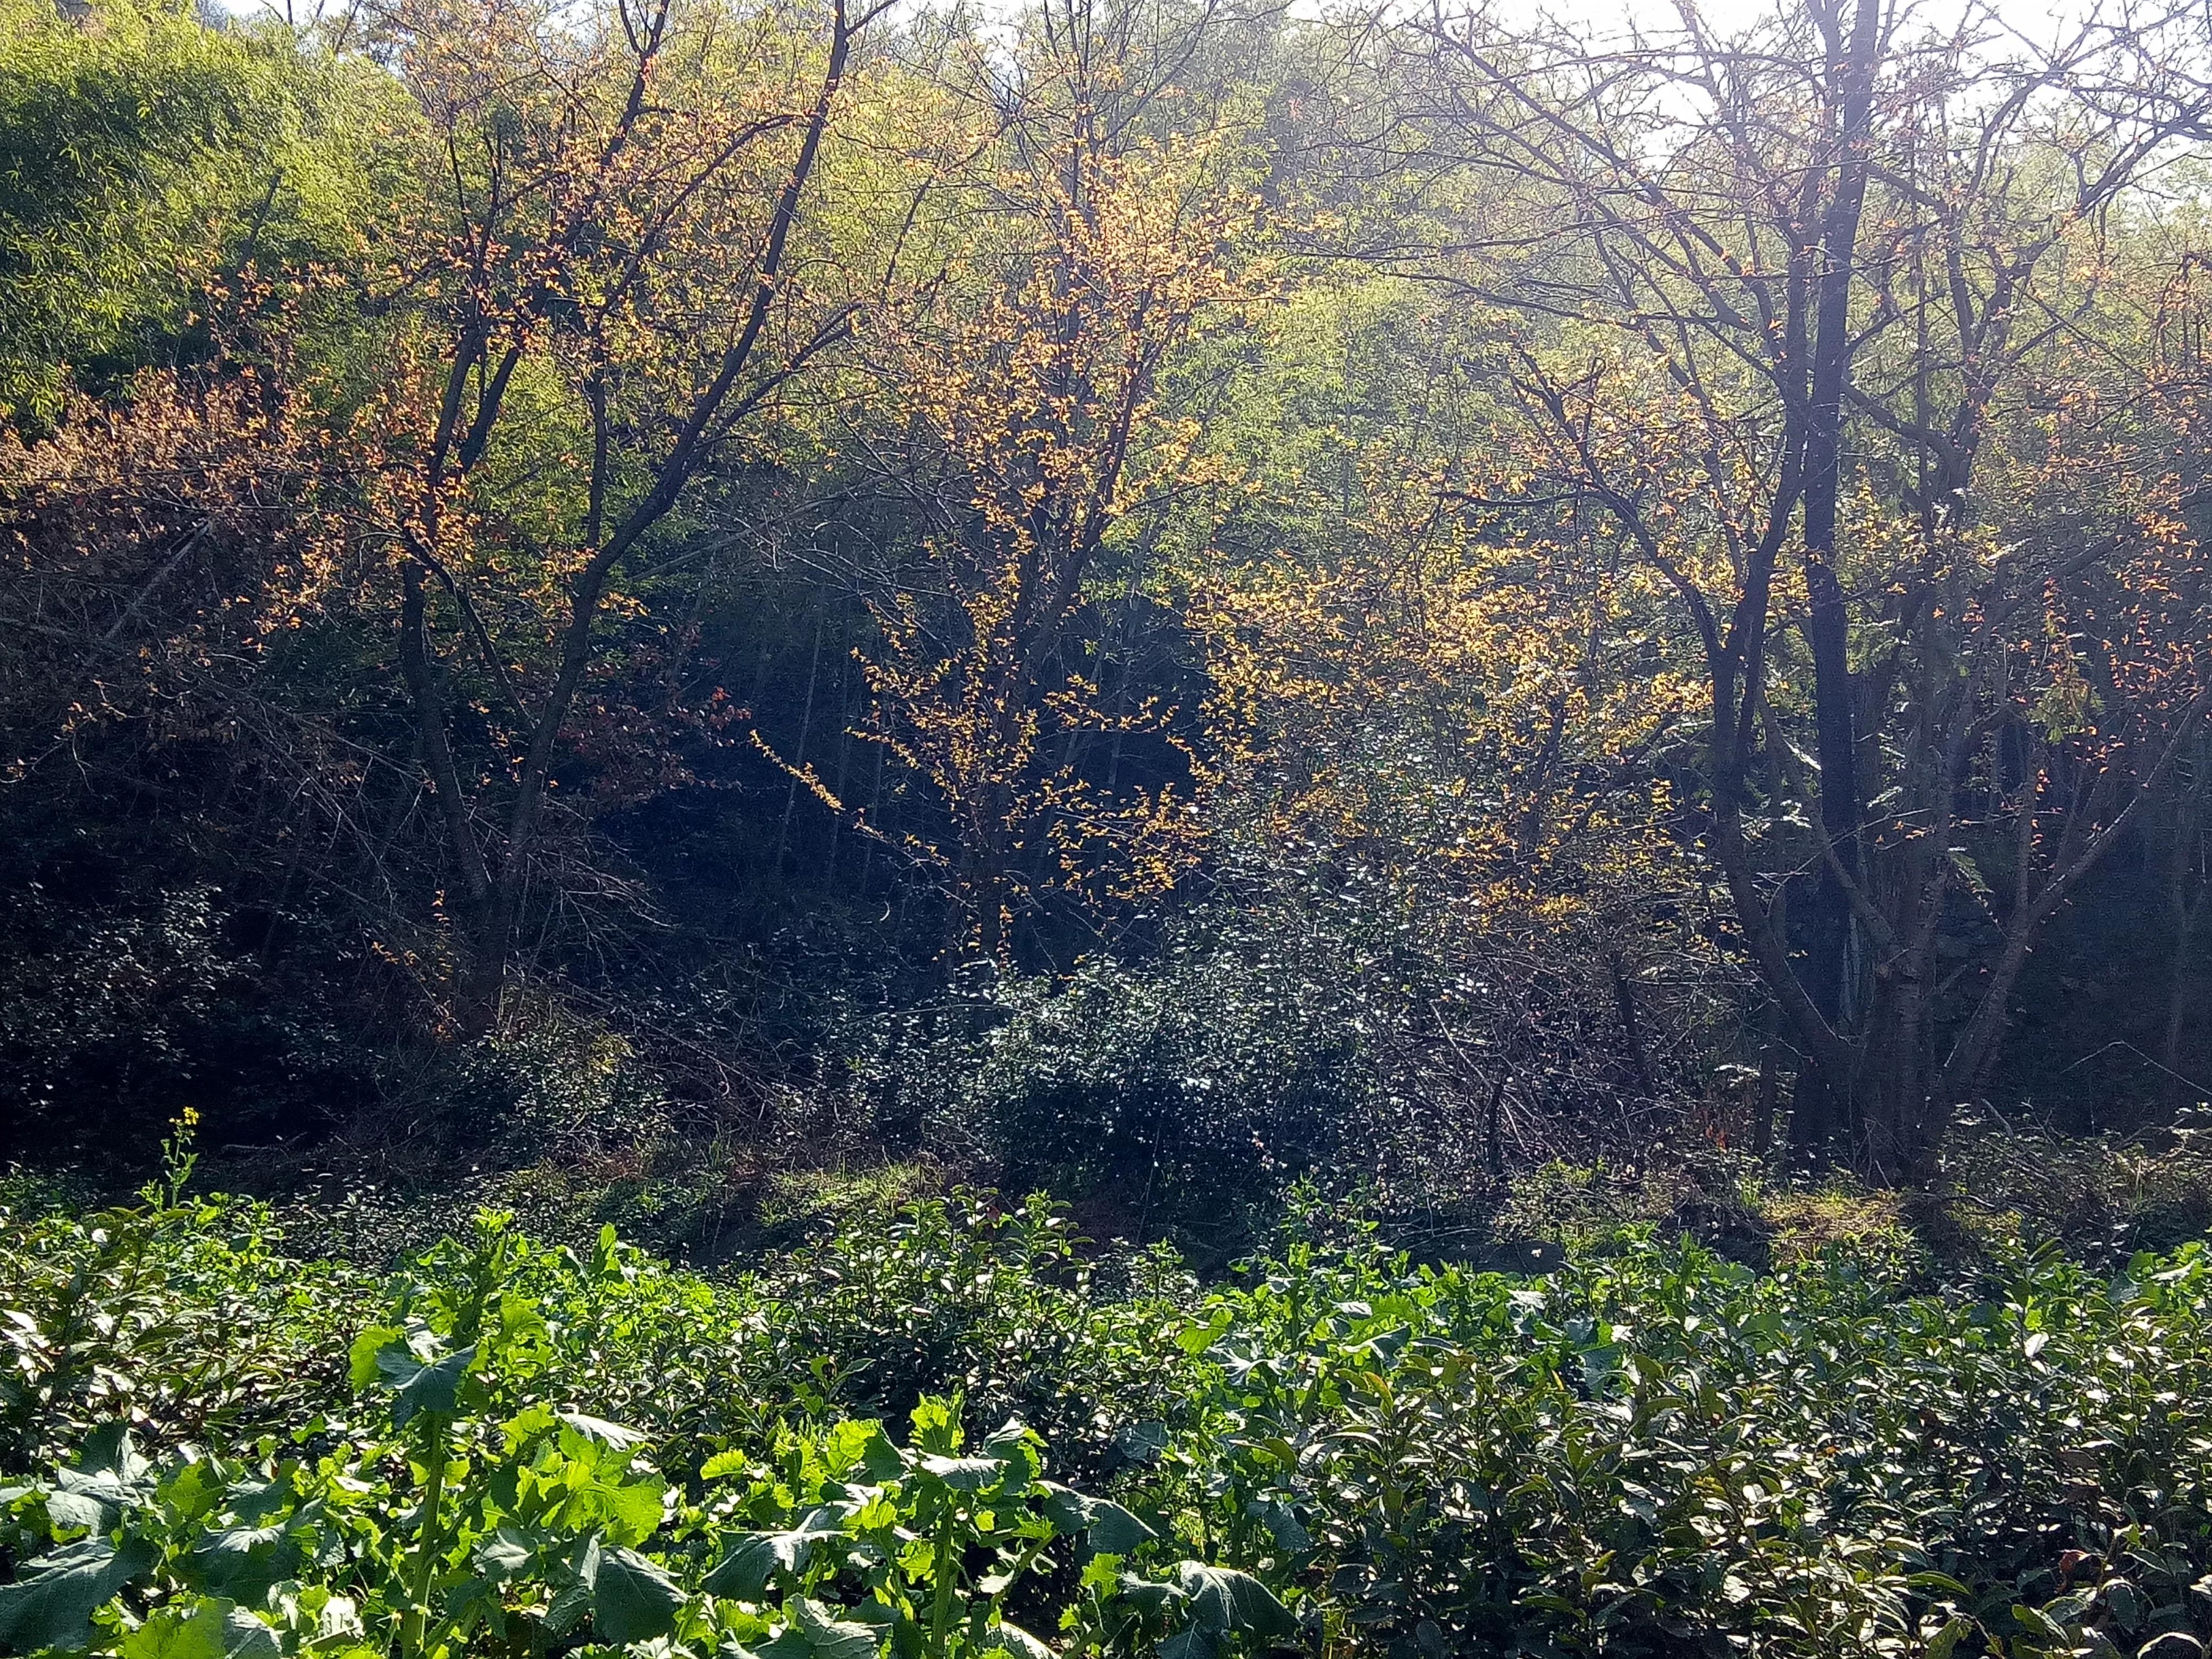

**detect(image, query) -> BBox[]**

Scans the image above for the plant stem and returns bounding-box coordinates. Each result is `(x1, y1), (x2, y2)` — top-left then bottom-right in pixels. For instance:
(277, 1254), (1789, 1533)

(928, 1506), (960, 1659)
(402, 1414), (450, 1659)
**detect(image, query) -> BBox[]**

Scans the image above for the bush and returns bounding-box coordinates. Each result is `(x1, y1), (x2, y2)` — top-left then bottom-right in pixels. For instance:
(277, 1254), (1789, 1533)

(0, 1156), (375, 1471)
(7, 1180), (2212, 1657)
(0, 1210), (1284, 1659)
(865, 952), (1383, 1248)
(1144, 1225), (2212, 1657)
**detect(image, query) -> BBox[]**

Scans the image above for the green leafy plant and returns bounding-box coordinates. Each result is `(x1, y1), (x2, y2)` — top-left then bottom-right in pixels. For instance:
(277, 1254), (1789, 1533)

(0, 1210), (1288, 1659)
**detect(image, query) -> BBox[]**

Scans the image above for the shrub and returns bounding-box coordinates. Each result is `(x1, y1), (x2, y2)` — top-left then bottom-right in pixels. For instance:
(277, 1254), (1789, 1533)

(7, 1185), (2212, 1657)
(878, 953), (1382, 1246)
(0, 1212), (1284, 1659)
(1144, 1226), (2212, 1656)
(0, 1156), (374, 1471)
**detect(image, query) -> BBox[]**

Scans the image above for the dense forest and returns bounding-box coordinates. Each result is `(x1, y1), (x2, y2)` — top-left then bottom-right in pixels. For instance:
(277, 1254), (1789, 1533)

(7, 0), (2211, 1211)
(7, 0), (2212, 1649)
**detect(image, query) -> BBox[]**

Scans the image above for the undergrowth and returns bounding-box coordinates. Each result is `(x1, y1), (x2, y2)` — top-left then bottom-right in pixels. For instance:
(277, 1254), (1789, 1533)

(4, 1133), (2212, 1657)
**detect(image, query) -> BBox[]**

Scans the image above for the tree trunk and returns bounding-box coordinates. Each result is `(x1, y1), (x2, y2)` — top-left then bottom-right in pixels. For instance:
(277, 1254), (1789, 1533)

(1610, 953), (1655, 1096)
(1796, 0), (1884, 1146)
(1753, 1042), (1779, 1157)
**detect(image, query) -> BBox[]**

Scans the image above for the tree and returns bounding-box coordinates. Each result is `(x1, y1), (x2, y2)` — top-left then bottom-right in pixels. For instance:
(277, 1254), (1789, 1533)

(352, 0), (891, 1029)
(0, 0), (403, 429)
(1193, 408), (1727, 1160)
(1398, 0), (2212, 1172)
(851, 0), (1269, 959)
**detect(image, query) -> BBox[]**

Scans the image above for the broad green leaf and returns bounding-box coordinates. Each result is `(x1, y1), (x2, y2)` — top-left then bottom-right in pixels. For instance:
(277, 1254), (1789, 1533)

(1113, 1579), (1182, 1618)
(594, 1474), (667, 1547)
(558, 1411), (647, 1451)
(389, 1343), (476, 1428)
(474, 1525), (537, 1581)
(1169, 1563), (1297, 1639)
(706, 1534), (789, 1601)
(591, 1545), (684, 1644)
(701, 1449), (753, 1481)
(1085, 1500), (1157, 1555)
(706, 1510), (850, 1601)
(74, 1423), (151, 1486)
(217, 1608), (282, 1659)
(1245, 1497), (1308, 1554)
(346, 1325), (404, 1393)
(1039, 1483), (1094, 1535)
(191, 1523), (301, 1602)
(47, 1471), (147, 1535)
(788, 1596), (879, 1659)
(752, 1629), (816, 1659)
(47, 1427), (155, 1534)
(1113, 1424), (1168, 1465)
(917, 1455), (1006, 1492)
(0, 1537), (158, 1653)
(822, 1420), (887, 1480)
(976, 1621), (1054, 1659)
(117, 1600), (275, 1659)
(158, 1462), (227, 1528)
(907, 1399), (960, 1455)
(121, 1600), (230, 1659)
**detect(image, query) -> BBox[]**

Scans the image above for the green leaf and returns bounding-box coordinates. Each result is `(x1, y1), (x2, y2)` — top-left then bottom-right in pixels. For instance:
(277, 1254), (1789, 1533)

(1038, 1482), (1093, 1535)
(216, 1608), (282, 1659)
(976, 1621), (1054, 1659)
(595, 1476), (667, 1547)
(1169, 1563), (1296, 1640)
(558, 1411), (648, 1451)
(753, 1629), (816, 1659)
(47, 1426), (156, 1534)
(701, 1449), (753, 1482)
(822, 1420), (891, 1481)
(1245, 1497), (1308, 1554)
(707, 1534), (789, 1602)
(0, 1537), (158, 1653)
(121, 1601), (229, 1659)
(74, 1424), (150, 1486)
(474, 1525), (536, 1582)
(157, 1462), (227, 1528)
(591, 1222), (622, 1281)
(47, 1471), (147, 1536)
(917, 1456), (1006, 1492)
(907, 1399), (960, 1455)
(1925, 1616), (1972, 1659)
(787, 1596), (879, 1659)
(2012, 1605), (2068, 1641)
(347, 1325), (404, 1393)
(591, 1545), (685, 1644)
(190, 1524), (301, 1602)
(1085, 1501), (1157, 1555)
(1115, 1574), (1185, 1619)
(389, 1343), (476, 1428)
(1113, 1424), (1168, 1466)
(706, 1511), (850, 1601)
(116, 1601), (274, 1659)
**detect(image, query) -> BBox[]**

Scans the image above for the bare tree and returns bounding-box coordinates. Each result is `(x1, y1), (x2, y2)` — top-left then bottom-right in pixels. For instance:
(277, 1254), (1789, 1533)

(370, 0), (891, 1028)
(1393, 0), (2212, 1173)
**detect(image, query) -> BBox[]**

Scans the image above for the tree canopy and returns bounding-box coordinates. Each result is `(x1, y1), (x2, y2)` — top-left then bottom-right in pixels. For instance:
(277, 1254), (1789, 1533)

(3, 0), (2210, 1197)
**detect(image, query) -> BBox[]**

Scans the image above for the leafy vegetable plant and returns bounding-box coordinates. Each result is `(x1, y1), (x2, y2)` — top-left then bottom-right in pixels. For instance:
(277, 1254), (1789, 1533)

(0, 1211), (1291, 1659)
